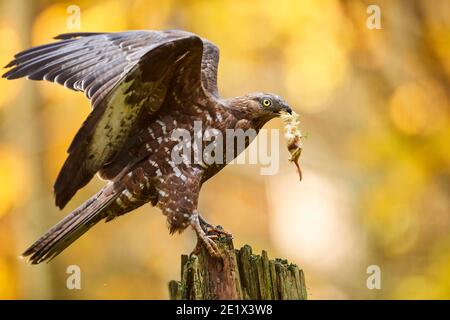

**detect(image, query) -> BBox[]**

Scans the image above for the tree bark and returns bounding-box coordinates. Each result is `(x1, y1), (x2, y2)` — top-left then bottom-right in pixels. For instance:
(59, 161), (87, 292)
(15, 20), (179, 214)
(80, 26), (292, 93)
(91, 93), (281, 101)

(169, 236), (307, 300)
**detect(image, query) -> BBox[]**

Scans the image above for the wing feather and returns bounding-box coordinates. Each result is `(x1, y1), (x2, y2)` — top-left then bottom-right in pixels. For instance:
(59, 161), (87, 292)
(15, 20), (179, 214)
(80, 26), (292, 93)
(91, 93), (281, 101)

(3, 31), (175, 104)
(3, 30), (219, 209)
(53, 35), (204, 208)
(200, 39), (220, 97)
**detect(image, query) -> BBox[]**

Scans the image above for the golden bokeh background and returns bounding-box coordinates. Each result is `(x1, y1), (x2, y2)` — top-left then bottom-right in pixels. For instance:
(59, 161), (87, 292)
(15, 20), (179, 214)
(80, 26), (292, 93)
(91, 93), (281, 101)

(0, 0), (449, 299)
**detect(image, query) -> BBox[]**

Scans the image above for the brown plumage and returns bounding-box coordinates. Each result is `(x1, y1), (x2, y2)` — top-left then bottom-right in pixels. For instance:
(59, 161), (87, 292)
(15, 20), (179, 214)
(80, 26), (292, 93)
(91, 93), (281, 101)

(3, 30), (292, 264)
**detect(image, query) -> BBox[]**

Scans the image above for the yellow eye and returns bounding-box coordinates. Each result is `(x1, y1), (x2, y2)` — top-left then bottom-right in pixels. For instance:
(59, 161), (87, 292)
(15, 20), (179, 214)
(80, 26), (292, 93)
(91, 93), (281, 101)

(262, 99), (272, 107)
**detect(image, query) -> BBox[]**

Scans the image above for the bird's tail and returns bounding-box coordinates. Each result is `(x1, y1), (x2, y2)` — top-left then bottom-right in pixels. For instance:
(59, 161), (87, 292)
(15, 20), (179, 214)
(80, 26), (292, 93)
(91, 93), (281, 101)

(22, 185), (119, 264)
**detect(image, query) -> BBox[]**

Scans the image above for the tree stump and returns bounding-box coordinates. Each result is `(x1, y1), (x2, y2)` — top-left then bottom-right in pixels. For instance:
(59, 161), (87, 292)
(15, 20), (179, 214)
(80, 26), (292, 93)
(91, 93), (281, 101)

(168, 236), (307, 300)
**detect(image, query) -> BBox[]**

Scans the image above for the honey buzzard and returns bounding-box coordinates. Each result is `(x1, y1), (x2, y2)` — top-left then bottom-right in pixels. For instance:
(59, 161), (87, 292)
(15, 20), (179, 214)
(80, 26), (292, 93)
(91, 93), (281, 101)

(3, 30), (292, 263)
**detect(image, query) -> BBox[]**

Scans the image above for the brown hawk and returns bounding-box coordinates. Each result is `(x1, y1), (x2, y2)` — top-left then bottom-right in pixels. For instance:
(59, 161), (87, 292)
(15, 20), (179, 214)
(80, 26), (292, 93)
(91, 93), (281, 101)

(3, 30), (292, 264)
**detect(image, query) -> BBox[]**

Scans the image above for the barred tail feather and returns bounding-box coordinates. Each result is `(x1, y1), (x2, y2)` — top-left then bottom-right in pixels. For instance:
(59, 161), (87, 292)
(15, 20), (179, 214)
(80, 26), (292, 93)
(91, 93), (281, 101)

(22, 187), (118, 264)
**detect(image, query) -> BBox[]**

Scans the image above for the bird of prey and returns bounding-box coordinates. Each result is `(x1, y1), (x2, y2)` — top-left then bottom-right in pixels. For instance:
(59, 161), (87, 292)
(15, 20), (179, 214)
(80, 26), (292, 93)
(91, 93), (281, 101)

(3, 30), (293, 264)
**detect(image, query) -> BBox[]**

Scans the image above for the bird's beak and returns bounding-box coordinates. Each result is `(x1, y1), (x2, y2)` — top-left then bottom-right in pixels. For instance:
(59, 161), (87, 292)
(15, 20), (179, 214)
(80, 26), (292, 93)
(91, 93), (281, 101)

(283, 106), (293, 114)
(276, 106), (292, 116)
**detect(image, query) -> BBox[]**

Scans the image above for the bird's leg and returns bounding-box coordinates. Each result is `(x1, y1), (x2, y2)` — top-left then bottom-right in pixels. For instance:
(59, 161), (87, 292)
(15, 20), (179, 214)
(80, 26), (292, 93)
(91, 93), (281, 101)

(190, 213), (221, 258)
(198, 213), (233, 238)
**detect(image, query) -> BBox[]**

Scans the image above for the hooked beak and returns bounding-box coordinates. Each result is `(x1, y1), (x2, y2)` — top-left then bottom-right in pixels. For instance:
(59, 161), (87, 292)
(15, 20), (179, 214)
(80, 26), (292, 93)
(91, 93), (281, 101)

(285, 106), (293, 114)
(279, 105), (292, 115)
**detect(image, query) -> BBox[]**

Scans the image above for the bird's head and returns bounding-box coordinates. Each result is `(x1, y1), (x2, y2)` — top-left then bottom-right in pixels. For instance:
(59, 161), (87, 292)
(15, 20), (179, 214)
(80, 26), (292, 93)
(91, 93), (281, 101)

(247, 93), (292, 116)
(225, 93), (293, 128)
(228, 93), (292, 127)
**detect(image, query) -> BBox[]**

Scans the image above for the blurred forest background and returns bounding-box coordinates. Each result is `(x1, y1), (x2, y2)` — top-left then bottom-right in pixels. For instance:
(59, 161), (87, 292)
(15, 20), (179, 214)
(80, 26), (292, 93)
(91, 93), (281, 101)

(0, 0), (449, 299)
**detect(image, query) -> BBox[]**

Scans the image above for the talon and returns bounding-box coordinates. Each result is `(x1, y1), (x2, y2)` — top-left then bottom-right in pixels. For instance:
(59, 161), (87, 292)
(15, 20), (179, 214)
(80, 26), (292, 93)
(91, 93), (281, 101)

(198, 214), (233, 238)
(191, 214), (222, 258)
(202, 235), (221, 257)
(208, 226), (233, 238)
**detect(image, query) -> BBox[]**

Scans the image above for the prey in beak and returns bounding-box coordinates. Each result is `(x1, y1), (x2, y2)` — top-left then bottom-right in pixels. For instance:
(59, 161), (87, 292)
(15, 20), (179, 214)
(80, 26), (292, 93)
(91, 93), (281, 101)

(280, 110), (304, 181)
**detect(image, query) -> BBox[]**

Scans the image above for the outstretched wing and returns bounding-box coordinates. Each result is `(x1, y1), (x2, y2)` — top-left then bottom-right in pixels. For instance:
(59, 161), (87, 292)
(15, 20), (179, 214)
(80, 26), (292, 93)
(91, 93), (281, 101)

(3, 30), (211, 209)
(4, 31), (221, 105)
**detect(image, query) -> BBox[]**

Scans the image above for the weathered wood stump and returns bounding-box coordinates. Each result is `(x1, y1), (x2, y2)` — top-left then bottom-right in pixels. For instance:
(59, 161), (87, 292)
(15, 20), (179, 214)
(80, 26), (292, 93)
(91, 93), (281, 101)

(168, 236), (307, 300)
